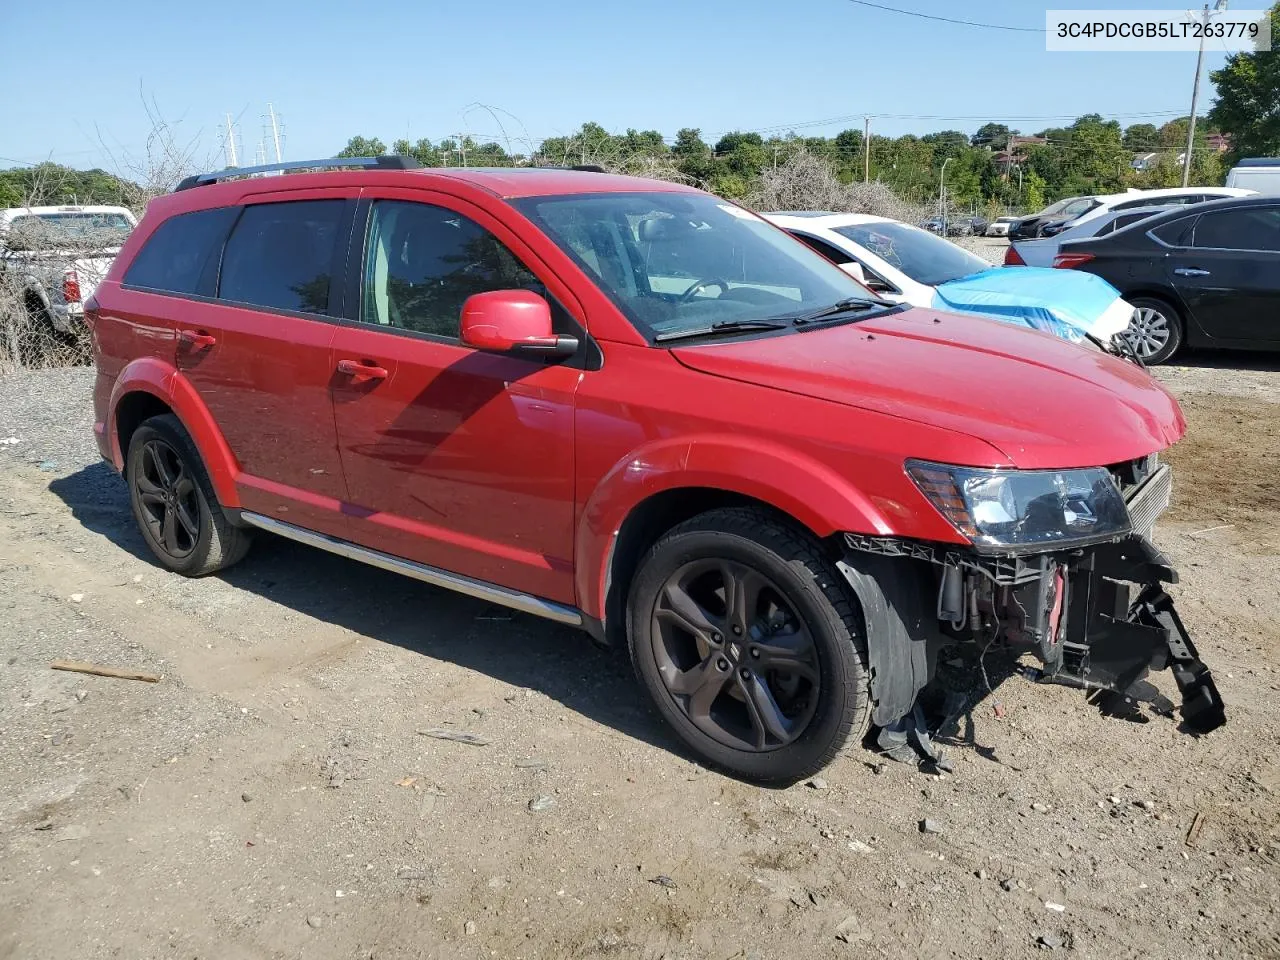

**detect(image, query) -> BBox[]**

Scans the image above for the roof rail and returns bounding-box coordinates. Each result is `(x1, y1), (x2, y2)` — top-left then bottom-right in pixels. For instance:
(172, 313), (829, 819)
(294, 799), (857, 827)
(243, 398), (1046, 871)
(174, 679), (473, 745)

(174, 155), (421, 192)
(570, 164), (608, 173)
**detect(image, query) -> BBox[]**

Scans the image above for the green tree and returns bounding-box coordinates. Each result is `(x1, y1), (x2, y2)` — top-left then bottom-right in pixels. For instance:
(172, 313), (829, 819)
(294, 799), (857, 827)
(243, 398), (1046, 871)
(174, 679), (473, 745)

(921, 130), (969, 162)
(971, 123), (1013, 150)
(1210, 3), (1280, 160)
(672, 128), (716, 182)
(1123, 123), (1160, 152)
(336, 136), (387, 158)
(1023, 170), (1047, 210)
(713, 131), (768, 181)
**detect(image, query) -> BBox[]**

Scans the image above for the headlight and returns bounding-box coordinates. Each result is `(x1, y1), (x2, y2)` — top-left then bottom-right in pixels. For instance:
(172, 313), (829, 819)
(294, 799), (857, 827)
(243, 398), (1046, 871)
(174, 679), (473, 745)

(907, 459), (1131, 552)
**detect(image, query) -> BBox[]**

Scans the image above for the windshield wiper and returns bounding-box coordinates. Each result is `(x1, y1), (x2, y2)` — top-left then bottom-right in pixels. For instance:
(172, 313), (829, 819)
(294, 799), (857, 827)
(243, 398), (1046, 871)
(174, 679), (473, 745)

(654, 319), (789, 343)
(787, 296), (889, 325)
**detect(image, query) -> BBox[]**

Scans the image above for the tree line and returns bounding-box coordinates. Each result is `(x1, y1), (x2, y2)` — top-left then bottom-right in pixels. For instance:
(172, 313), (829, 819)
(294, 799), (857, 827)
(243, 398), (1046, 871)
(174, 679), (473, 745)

(335, 113), (1230, 216)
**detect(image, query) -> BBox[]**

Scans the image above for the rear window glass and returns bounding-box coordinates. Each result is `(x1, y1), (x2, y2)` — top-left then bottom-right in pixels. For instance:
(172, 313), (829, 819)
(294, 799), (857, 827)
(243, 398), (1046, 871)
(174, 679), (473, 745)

(218, 200), (344, 314)
(7, 211), (133, 251)
(1150, 216), (1196, 247)
(123, 207), (236, 295)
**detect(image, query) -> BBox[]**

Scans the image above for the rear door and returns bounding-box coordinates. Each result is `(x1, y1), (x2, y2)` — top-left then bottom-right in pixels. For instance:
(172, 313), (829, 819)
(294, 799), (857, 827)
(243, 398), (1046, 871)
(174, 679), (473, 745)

(328, 188), (582, 604)
(1165, 204), (1280, 343)
(178, 190), (357, 538)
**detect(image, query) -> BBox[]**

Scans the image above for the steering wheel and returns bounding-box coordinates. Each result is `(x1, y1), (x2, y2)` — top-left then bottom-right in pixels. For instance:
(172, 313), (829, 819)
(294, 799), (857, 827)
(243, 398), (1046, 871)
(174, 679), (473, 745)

(678, 278), (730, 303)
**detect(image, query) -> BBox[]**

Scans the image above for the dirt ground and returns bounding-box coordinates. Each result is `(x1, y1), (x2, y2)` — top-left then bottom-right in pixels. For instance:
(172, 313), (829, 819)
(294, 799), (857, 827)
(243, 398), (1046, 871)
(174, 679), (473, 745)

(1, 355), (1278, 960)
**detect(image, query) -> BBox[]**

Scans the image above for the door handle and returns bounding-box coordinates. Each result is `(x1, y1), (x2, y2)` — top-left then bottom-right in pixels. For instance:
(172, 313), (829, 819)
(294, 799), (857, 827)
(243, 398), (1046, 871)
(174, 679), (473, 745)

(178, 329), (217, 347)
(336, 359), (389, 380)
(1173, 267), (1211, 277)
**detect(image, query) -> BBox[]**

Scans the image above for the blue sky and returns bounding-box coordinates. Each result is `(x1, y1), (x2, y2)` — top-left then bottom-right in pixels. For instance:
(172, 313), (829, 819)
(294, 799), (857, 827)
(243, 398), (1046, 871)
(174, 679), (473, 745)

(0, 0), (1241, 173)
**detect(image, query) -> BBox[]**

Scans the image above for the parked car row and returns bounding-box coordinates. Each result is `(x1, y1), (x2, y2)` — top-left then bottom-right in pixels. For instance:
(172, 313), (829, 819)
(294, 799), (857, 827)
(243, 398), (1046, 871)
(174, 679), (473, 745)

(1007, 186), (1253, 241)
(83, 156), (1225, 784)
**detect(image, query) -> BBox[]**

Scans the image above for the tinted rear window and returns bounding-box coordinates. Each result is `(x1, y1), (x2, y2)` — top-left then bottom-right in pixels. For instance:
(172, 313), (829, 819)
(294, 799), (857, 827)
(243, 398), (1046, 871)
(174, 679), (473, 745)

(218, 200), (344, 314)
(123, 207), (236, 295)
(1151, 216), (1196, 247)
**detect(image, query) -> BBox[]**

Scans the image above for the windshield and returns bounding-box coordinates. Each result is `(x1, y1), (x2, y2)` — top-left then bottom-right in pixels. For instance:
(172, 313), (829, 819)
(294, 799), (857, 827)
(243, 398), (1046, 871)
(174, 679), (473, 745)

(513, 192), (881, 340)
(832, 222), (989, 287)
(6, 211), (133, 251)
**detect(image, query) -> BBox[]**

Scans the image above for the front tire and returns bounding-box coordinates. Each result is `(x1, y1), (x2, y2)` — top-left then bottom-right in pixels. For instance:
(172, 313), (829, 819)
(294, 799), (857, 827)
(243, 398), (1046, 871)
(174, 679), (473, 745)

(627, 507), (870, 784)
(126, 414), (252, 576)
(1123, 296), (1184, 364)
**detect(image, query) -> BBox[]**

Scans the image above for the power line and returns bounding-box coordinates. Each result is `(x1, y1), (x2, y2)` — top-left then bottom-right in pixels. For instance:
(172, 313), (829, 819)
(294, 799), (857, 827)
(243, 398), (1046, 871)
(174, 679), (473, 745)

(840, 0), (1043, 33)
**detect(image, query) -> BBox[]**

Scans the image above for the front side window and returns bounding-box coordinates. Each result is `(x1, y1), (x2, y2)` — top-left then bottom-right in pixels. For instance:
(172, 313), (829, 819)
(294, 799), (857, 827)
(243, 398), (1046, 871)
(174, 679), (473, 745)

(123, 207), (237, 295)
(360, 200), (540, 339)
(832, 222), (988, 287)
(1191, 207), (1280, 252)
(515, 192), (880, 340)
(791, 232), (854, 265)
(218, 200), (343, 314)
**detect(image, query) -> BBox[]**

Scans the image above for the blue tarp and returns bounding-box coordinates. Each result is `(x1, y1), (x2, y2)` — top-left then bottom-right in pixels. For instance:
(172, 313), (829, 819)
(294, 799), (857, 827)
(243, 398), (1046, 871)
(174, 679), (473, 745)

(931, 267), (1132, 344)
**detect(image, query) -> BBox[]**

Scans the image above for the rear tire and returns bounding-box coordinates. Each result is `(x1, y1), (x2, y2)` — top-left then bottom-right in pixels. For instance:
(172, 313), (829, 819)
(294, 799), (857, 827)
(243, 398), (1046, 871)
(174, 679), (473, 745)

(125, 414), (252, 576)
(626, 507), (870, 784)
(1123, 296), (1183, 365)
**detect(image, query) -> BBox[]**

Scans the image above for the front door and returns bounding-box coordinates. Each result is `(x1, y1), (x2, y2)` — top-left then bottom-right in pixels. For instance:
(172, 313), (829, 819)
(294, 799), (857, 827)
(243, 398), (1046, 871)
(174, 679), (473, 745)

(329, 190), (581, 604)
(1167, 204), (1280, 343)
(178, 191), (356, 538)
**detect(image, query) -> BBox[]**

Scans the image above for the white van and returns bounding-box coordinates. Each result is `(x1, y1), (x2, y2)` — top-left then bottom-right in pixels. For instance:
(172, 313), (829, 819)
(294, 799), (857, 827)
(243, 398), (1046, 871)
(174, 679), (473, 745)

(1226, 158), (1280, 194)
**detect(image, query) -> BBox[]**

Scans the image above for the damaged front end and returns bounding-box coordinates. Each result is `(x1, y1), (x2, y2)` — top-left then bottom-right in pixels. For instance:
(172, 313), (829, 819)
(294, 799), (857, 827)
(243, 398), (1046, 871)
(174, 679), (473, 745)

(840, 455), (1225, 738)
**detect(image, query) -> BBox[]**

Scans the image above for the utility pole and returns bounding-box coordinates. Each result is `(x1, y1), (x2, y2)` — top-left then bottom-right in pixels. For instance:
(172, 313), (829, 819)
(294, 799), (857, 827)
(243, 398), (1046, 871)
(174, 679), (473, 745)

(1182, 0), (1228, 187)
(863, 117), (871, 182)
(224, 114), (239, 167)
(267, 102), (283, 163)
(940, 157), (952, 236)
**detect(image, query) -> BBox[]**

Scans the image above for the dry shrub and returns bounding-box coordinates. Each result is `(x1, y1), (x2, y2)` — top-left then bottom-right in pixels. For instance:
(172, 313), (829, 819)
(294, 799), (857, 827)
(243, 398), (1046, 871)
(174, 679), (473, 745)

(748, 150), (929, 224)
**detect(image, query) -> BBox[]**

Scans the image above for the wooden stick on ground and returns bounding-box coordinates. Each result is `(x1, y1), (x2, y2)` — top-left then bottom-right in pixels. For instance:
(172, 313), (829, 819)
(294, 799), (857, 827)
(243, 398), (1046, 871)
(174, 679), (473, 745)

(50, 660), (162, 683)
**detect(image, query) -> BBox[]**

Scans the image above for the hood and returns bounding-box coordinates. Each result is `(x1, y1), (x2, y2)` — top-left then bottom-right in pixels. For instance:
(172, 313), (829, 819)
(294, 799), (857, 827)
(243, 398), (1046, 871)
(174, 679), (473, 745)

(932, 267), (1133, 342)
(669, 308), (1184, 470)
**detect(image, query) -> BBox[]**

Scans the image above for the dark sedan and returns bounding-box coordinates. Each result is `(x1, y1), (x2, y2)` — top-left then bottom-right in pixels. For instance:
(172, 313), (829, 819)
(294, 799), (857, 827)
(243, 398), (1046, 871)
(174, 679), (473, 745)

(1008, 196), (1100, 241)
(1052, 195), (1280, 363)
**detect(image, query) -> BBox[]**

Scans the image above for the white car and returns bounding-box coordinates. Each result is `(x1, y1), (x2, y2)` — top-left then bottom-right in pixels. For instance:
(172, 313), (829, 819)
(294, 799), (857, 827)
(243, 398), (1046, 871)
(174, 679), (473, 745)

(765, 212), (989, 308)
(985, 216), (1019, 237)
(1040, 186), (1255, 237)
(766, 211), (1134, 344)
(1005, 204), (1177, 267)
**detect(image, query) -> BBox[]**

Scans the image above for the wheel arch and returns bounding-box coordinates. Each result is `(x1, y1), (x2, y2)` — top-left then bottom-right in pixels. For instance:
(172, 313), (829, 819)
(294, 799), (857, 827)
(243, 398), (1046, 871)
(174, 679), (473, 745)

(575, 436), (894, 640)
(108, 358), (241, 507)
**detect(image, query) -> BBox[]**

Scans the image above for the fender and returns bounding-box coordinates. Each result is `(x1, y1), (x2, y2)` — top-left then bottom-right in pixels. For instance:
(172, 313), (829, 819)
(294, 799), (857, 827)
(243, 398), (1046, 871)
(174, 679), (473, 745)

(108, 357), (242, 507)
(574, 433), (894, 623)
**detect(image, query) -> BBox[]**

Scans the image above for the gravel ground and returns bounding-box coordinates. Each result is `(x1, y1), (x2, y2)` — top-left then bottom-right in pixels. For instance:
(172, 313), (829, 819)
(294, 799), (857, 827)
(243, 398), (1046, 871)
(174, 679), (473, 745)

(1, 359), (1278, 960)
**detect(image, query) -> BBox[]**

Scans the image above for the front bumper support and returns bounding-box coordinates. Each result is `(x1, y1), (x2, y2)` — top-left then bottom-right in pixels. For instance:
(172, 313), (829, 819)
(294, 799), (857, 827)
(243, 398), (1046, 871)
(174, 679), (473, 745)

(1041, 537), (1225, 733)
(842, 532), (1226, 735)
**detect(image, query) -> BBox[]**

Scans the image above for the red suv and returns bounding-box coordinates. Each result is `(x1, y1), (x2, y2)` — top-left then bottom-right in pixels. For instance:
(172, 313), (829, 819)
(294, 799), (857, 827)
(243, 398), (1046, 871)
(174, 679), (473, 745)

(85, 158), (1223, 782)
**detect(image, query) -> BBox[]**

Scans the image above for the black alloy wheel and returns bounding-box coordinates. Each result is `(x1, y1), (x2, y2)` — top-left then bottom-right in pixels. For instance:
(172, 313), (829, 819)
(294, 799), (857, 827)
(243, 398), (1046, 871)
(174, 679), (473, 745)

(627, 507), (871, 783)
(651, 558), (820, 752)
(125, 414), (252, 576)
(133, 437), (201, 559)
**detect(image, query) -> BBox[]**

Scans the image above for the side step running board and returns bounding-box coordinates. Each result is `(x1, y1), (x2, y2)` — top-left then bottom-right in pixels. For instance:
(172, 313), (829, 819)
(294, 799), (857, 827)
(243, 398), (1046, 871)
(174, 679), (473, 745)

(238, 512), (584, 627)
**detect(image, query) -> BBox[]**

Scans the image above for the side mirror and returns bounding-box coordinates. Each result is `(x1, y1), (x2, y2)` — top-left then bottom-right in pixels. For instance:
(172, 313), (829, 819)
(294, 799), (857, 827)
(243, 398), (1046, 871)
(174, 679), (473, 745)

(460, 290), (579, 358)
(841, 261), (868, 283)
